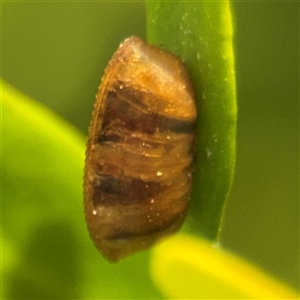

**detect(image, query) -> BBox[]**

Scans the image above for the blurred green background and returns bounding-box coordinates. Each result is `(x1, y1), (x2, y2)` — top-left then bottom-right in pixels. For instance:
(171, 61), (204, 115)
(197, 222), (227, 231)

(2, 0), (299, 295)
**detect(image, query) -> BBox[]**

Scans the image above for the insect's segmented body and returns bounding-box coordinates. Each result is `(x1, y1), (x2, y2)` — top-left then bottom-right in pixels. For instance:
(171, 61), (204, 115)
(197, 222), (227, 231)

(84, 36), (196, 261)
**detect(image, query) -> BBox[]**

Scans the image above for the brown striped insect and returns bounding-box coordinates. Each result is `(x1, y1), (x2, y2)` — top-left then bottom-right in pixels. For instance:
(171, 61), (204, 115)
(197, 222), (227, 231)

(84, 36), (196, 262)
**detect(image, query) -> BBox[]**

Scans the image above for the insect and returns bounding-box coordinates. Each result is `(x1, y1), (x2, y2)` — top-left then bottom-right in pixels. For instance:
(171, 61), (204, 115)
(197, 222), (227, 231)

(84, 36), (196, 262)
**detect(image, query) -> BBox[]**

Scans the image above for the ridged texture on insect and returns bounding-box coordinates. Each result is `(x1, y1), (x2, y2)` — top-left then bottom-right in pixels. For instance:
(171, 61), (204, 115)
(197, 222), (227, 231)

(84, 36), (196, 262)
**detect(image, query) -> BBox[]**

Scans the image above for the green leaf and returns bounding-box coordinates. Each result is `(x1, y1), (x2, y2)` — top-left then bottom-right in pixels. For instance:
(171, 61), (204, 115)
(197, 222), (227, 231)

(146, 1), (237, 239)
(150, 234), (299, 299)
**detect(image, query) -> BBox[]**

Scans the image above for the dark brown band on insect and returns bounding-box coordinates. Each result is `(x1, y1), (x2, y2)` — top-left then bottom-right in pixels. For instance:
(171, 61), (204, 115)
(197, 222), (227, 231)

(92, 175), (164, 206)
(91, 173), (191, 207)
(97, 86), (196, 138)
(104, 208), (187, 241)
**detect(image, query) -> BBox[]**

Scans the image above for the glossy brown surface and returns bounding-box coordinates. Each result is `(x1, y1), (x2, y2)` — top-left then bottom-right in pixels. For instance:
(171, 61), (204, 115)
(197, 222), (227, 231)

(84, 36), (196, 262)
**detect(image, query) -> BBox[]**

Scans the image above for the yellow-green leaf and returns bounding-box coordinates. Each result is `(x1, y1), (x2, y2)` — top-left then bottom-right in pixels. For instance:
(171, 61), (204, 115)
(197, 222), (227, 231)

(150, 235), (299, 299)
(1, 80), (162, 299)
